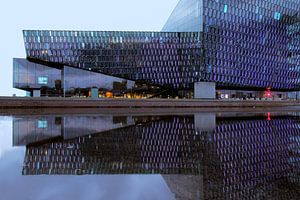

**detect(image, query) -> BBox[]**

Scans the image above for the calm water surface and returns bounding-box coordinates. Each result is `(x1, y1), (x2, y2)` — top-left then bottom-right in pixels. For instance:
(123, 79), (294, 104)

(0, 111), (299, 200)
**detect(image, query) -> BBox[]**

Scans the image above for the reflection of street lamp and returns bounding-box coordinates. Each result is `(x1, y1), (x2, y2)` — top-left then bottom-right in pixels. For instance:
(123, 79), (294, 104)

(267, 112), (271, 121)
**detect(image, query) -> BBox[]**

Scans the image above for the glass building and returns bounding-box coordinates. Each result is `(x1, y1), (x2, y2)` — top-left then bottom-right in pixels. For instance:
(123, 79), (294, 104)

(13, 0), (300, 99)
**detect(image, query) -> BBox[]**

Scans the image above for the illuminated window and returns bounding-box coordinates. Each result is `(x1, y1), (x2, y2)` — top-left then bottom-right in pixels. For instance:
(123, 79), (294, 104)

(274, 12), (281, 20)
(255, 6), (259, 14)
(38, 76), (48, 84)
(207, 64), (212, 73)
(38, 120), (47, 128)
(224, 5), (228, 13)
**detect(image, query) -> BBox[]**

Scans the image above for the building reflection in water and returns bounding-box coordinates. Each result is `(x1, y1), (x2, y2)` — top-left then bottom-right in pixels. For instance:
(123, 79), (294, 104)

(13, 113), (300, 199)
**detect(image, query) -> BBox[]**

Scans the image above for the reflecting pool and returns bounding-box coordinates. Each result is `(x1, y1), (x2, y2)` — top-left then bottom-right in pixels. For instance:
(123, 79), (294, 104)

(0, 111), (299, 200)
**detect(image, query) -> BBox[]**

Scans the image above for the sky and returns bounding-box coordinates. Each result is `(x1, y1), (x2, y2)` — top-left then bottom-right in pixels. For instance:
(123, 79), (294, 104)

(0, 0), (179, 96)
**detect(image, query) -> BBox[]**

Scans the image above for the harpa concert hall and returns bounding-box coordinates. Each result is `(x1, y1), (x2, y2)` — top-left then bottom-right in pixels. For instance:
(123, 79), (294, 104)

(13, 0), (300, 99)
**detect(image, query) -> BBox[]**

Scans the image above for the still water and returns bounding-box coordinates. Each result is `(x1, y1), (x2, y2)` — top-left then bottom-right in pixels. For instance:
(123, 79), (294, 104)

(0, 111), (299, 200)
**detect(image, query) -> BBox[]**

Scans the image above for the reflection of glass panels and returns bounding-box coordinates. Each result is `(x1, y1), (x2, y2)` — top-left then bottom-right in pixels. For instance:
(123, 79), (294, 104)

(10, 111), (300, 198)
(17, 114), (300, 173)
(63, 115), (135, 139)
(13, 117), (62, 146)
(13, 58), (61, 89)
(63, 66), (135, 92)
(18, 114), (300, 199)
(13, 115), (137, 145)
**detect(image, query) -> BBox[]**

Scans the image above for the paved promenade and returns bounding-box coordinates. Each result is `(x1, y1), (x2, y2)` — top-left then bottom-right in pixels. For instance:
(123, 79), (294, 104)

(0, 97), (300, 109)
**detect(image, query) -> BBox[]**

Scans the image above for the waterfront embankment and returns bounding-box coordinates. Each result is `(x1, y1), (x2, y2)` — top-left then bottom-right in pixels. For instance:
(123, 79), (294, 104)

(0, 97), (300, 109)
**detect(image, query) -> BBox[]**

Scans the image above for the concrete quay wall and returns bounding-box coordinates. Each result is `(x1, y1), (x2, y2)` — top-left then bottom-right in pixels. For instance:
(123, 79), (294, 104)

(0, 97), (300, 108)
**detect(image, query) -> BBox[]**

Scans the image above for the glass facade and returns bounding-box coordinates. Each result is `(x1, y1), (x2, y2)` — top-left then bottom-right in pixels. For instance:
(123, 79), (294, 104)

(13, 58), (61, 89)
(13, 58), (166, 98)
(63, 66), (135, 96)
(162, 0), (204, 32)
(13, 0), (300, 95)
(22, 31), (202, 90)
(163, 0), (300, 91)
